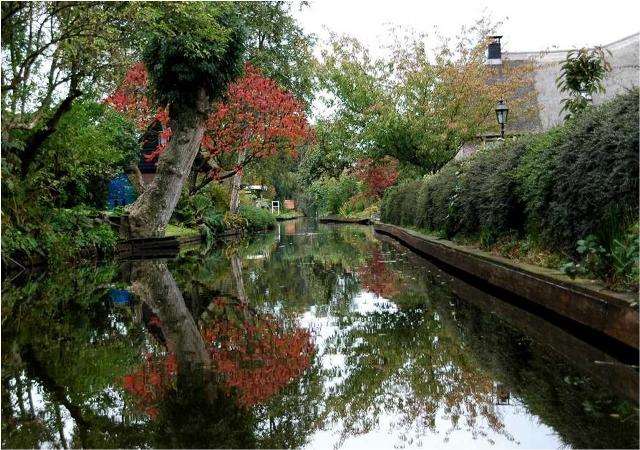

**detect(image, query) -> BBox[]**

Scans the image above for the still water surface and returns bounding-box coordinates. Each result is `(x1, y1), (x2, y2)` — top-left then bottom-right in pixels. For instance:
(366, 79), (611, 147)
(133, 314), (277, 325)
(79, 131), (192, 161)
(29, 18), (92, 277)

(2, 220), (638, 449)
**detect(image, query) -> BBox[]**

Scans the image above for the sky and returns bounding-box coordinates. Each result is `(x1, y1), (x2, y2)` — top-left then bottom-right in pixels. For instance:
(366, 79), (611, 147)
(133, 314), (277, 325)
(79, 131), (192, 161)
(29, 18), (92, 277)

(295, 0), (640, 55)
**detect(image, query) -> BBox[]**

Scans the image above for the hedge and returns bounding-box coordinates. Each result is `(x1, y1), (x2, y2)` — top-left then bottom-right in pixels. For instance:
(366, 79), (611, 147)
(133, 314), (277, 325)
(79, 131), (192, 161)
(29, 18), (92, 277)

(381, 89), (639, 253)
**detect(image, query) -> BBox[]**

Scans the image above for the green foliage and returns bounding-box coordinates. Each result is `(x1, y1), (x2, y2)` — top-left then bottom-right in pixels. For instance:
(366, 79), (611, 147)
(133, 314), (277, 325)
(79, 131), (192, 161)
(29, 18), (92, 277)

(338, 193), (368, 216)
(141, 3), (245, 113)
(310, 21), (535, 177)
(2, 206), (118, 267)
(381, 90), (639, 289)
(610, 223), (640, 288)
(542, 90), (638, 247)
(239, 1), (316, 110)
(301, 174), (361, 216)
(43, 101), (139, 207)
(556, 47), (611, 119)
(174, 184), (231, 248)
(1, 2), (141, 129)
(2, 100), (136, 266)
(239, 205), (276, 232)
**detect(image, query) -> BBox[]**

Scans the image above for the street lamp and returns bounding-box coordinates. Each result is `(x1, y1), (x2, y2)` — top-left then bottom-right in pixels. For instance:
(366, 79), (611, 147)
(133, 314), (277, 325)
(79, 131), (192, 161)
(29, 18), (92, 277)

(495, 99), (509, 139)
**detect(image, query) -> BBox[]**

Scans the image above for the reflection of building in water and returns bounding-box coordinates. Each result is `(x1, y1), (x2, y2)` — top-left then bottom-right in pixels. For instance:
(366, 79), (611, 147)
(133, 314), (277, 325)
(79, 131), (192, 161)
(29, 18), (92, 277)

(494, 382), (511, 406)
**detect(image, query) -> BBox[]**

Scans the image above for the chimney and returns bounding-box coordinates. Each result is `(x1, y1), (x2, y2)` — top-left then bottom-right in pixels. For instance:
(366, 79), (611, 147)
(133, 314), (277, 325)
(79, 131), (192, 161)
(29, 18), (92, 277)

(487, 35), (503, 65)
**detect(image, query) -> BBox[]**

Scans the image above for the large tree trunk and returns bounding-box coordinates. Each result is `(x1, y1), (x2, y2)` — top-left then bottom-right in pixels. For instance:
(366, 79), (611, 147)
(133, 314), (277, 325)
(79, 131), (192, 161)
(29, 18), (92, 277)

(229, 148), (245, 214)
(125, 88), (209, 238)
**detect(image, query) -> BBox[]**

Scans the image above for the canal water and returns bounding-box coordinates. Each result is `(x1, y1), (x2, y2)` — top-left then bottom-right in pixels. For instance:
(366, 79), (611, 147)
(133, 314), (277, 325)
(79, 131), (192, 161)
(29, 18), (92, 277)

(2, 219), (638, 449)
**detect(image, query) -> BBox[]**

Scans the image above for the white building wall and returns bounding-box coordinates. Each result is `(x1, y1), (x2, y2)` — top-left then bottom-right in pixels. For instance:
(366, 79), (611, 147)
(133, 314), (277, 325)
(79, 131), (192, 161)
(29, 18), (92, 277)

(504, 33), (639, 130)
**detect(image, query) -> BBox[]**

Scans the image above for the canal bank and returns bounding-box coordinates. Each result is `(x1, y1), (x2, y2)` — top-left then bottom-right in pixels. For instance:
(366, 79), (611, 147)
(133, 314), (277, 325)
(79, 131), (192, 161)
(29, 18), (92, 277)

(318, 215), (371, 225)
(374, 222), (639, 350)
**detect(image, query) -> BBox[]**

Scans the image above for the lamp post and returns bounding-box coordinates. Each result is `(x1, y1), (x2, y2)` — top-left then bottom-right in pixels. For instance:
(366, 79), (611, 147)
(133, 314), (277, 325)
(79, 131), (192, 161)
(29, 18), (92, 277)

(495, 99), (509, 139)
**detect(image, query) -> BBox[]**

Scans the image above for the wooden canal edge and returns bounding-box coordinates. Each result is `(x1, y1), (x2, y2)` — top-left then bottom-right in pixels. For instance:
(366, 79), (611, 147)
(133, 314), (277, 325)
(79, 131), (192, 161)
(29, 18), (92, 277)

(375, 232), (638, 400)
(117, 229), (241, 259)
(374, 222), (639, 350)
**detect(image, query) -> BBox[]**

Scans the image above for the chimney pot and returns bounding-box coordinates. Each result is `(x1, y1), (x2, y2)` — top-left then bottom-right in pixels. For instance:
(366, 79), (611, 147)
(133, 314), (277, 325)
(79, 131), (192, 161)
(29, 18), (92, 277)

(487, 35), (503, 65)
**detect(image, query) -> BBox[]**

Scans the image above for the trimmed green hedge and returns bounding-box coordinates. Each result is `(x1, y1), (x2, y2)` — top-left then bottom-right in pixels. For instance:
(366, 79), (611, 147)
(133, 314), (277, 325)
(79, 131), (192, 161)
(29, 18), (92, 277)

(382, 89), (639, 255)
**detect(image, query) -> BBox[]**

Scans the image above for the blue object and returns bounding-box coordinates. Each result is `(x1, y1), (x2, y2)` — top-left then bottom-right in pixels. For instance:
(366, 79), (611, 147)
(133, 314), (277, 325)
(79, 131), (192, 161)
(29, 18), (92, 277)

(107, 174), (137, 209)
(109, 288), (132, 306)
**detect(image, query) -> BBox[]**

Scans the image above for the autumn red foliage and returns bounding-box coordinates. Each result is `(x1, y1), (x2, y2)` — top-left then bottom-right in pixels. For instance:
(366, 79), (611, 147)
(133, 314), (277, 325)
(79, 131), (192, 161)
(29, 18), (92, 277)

(121, 352), (177, 418)
(202, 64), (312, 181)
(105, 63), (172, 162)
(353, 155), (399, 197)
(105, 62), (311, 177)
(122, 297), (315, 416)
(202, 296), (315, 407)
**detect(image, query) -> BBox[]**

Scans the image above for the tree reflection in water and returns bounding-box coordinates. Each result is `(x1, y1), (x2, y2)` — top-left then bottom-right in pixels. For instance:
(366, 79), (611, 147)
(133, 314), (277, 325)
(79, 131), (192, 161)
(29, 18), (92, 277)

(322, 243), (514, 447)
(121, 255), (318, 447)
(1, 220), (638, 449)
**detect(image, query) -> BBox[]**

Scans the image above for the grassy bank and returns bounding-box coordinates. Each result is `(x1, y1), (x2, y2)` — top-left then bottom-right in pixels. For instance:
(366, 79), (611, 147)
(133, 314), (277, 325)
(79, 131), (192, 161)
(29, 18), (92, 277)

(381, 90), (639, 291)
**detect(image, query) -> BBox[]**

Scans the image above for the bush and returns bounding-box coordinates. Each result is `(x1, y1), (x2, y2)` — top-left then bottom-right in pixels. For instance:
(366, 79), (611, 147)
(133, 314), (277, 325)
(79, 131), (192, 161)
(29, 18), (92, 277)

(380, 90), (639, 289)
(1, 100), (137, 266)
(173, 183), (232, 243)
(2, 206), (118, 266)
(302, 174), (361, 216)
(238, 205), (276, 232)
(543, 90), (638, 248)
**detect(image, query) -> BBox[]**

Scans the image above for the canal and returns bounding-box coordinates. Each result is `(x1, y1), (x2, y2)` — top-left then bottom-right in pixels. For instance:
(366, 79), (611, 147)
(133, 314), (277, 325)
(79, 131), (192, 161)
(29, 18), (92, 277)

(2, 219), (638, 449)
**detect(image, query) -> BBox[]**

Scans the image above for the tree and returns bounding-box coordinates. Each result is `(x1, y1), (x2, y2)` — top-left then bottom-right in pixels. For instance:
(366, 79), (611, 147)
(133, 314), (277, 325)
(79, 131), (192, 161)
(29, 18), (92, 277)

(109, 63), (312, 216)
(202, 296), (315, 408)
(556, 47), (611, 119)
(238, 1), (316, 111)
(353, 156), (399, 198)
(199, 64), (312, 213)
(312, 20), (536, 175)
(123, 3), (245, 238)
(1, 2), (140, 176)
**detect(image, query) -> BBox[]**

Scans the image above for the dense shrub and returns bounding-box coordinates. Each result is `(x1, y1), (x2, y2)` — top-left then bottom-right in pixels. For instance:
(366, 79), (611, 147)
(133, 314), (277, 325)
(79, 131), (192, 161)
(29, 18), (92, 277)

(2, 206), (118, 267)
(302, 174), (361, 216)
(238, 205), (276, 232)
(543, 90), (639, 246)
(175, 183), (230, 226)
(1, 100), (138, 266)
(381, 90), (639, 288)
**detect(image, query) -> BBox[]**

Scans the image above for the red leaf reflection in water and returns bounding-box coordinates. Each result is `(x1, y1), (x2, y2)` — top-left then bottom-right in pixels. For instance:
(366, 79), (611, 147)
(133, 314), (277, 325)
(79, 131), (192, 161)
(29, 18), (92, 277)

(358, 248), (400, 298)
(121, 353), (177, 418)
(202, 298), (315, 408)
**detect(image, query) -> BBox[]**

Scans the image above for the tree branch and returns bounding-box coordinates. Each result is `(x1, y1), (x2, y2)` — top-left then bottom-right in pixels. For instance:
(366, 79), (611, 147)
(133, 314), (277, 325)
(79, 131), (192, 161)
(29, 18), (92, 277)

(20, 74), (82, 176)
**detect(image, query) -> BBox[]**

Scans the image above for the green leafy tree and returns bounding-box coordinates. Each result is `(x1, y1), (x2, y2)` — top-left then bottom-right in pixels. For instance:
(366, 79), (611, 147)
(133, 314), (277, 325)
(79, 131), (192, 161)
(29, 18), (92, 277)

(311, 20), (535, 176)
(556, 47), (611, 119)
(239, 1), (316, 110)
(1, 2), (141, 176)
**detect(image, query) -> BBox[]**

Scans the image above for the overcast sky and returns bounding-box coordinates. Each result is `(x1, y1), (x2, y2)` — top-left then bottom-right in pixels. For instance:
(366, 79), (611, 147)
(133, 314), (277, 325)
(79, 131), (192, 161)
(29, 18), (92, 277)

(295, 0), (640, 55)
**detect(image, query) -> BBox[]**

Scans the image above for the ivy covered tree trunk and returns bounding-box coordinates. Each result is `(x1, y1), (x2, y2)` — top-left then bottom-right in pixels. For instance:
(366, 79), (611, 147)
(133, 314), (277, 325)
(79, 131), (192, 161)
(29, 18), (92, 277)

(125, 88), (209, 238)
(229, 148), (245, 214)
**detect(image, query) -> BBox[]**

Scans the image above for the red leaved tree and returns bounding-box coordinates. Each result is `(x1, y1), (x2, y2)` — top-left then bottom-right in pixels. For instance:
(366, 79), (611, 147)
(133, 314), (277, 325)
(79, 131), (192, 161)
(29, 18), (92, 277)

(358, 247), (400, 298)
(121, 352), (177, 418)
(106, 63), (312, 214)
(200, 64), (312, 212)
(353, 155), (399, 197)
(105, 63), (172, 193)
